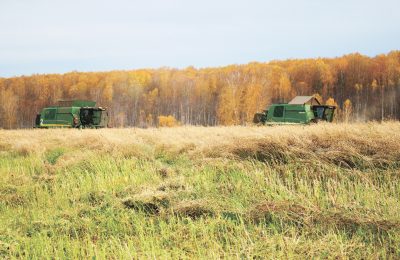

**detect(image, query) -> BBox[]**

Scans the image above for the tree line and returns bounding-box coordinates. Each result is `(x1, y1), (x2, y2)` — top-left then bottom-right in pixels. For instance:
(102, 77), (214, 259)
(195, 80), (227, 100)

(0, 51), (399, 128)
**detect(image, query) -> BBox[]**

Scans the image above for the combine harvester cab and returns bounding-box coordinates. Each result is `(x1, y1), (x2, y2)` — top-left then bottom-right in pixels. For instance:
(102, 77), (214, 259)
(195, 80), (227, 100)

(35, 100), (109, 128)
(253, 96), (336, 125)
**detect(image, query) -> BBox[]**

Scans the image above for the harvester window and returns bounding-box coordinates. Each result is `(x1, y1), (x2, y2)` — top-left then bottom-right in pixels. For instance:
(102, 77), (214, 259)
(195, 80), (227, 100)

(80, 108), (95, 125)
(44, 109), (56, 120)
(324, 108), (334, 121)
(314, 107), (325, 119)
(273, 106), (284, 117)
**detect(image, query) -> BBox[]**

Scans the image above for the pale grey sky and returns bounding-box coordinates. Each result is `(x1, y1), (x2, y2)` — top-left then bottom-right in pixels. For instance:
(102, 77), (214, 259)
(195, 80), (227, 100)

(0, 0), (399, 77)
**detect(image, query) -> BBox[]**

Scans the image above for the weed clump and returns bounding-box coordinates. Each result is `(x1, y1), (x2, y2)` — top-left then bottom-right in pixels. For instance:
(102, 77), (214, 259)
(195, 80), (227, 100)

(122, 190), (170, 214)
(172, 199), (215, 219)
(122, 199), (160, 214)
(157, 178), (187, 192)
(53, 217), (90, 239)
(26, 221), (52, 237)
(0, 185), (27, 207)
(79, 191), (109, 207)
(250, 201), (311, 225)
(157, 168), (170, 178)
(32, 174), (56, 183)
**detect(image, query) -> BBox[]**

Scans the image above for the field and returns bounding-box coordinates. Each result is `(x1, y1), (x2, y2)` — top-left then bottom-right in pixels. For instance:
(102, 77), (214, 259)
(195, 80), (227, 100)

(1, 123), (400, 258)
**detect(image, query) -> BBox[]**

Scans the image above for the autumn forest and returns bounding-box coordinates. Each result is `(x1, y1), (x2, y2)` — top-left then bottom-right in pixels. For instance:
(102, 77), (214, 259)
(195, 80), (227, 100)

(0, 51), (399, 128)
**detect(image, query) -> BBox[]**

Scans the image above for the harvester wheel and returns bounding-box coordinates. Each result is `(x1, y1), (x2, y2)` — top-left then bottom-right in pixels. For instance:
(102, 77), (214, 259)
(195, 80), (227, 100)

(253, 113), (266, 124)
(73, 117), (79, 127)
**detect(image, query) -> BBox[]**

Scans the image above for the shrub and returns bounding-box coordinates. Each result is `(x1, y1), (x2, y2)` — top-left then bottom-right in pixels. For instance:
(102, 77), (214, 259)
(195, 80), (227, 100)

(158, 115), (178, 127)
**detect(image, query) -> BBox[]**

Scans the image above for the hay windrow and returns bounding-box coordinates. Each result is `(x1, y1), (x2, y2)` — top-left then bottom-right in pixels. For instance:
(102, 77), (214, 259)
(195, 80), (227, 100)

(122, 190), (170, 214)
(250, 201), (400, 232)
(172, 199), (215, 219)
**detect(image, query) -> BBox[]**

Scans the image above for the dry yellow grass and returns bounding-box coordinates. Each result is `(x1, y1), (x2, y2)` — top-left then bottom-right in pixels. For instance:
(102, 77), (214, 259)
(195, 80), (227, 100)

(1, 122), (399, 165)
(0, 122), (398, 150)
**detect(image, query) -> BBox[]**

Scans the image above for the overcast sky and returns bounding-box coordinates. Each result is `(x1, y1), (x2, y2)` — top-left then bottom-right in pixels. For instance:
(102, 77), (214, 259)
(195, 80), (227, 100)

(0, 0), (399, 77)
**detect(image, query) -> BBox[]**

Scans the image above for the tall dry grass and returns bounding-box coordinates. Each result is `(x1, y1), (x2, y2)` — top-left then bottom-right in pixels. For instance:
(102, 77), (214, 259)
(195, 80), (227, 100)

(1, 122), (399, 165)
(0, 121), (398, 151)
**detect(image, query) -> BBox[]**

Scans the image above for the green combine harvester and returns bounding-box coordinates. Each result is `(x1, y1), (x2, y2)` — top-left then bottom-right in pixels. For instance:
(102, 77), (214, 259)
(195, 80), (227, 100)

(35, 100), (109, 128)
(253, 96), (336, 125)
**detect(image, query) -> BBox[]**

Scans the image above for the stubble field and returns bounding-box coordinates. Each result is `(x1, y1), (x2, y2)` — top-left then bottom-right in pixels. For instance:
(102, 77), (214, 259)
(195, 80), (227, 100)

(0, 123), (400, 258)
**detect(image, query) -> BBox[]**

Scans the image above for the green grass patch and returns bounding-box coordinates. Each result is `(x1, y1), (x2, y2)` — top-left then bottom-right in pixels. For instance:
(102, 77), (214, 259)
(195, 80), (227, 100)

(45, 148), (65, 165)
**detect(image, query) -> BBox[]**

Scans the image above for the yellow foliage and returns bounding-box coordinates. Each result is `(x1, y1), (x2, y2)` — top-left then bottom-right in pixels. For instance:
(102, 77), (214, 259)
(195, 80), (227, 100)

(217, 87), (236, 125)
(343, 99), (353, 123)
(325, 97), (338, 107)
(313, 93), (323, 104)
(158, 115), (178, 127)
